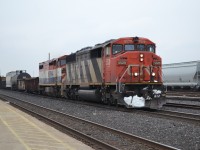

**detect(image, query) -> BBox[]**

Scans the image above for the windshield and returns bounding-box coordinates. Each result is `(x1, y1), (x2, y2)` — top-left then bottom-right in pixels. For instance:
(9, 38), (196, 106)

(136, 44), (145, 51)
(125, 44), (135, 51)
(112, 44), (156, 55)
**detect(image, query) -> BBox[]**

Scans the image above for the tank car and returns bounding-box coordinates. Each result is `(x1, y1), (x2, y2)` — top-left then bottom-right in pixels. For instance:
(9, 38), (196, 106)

(6, 70), (31, 90)
(163, 61), (200, 90)
(10, 70), (31, 90)
(65, 37), (166, 109)
(39, 55), (67, 96)
(6, 71), (18, 89)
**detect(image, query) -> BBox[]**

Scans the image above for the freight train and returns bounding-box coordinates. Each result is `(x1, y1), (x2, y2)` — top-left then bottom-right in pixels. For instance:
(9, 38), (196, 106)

(1, 37), (166, 109)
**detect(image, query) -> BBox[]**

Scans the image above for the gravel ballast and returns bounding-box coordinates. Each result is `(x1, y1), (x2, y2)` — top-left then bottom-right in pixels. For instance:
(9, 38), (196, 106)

(0, 90), (199, 150)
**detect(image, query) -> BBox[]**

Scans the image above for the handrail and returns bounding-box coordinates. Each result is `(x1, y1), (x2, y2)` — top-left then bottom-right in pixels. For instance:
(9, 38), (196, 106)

(117, 65), (139, 93)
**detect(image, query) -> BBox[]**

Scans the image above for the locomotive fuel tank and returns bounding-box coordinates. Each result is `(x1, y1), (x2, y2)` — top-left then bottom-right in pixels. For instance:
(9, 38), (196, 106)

(78, 89), (101, 102)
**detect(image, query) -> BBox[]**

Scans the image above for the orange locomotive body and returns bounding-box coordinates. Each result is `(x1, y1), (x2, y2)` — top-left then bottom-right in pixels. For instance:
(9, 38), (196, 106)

(65, 37), (166, 109)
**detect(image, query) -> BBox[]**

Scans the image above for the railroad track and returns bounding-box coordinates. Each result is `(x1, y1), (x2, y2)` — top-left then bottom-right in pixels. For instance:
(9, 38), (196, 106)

(1, 90), (200, 125)
(0, 94), (178, 150)
(166, 91), (200, 99)
(151, 110), (200, 124)
(164, 103), (200, 110)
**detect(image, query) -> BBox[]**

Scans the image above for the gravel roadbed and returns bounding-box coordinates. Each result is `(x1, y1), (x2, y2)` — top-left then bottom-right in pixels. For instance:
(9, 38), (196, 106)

(0, 90), (199, 150)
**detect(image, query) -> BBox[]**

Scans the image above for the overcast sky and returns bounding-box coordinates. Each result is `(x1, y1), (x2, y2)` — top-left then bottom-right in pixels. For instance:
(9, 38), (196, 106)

(0, 0), (200, 76)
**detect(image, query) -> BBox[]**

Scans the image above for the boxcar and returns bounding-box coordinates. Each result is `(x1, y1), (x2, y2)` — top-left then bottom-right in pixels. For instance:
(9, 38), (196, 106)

(24, 77), (39, 93)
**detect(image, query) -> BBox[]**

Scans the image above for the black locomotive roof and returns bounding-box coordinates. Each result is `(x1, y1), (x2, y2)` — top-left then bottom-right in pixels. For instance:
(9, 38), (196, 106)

(76, 39), (115, 55)
(76, 46), (92, 55)
(93, 39), (115, 49)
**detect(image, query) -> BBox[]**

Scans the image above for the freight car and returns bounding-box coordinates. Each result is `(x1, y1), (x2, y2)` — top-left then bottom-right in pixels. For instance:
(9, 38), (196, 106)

(6, 70), (31, 90)
(39, 37), (166, 109)
(18, 77), (39, 93)
(24, 77), (39, 93)
(163, 61), (200, 90)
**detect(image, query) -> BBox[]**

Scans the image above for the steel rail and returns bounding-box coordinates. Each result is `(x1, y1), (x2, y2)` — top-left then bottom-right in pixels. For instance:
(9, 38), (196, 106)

(151, 110), (200, 124)
(166, 95), (200, 101)
(164, 103), (200, 110)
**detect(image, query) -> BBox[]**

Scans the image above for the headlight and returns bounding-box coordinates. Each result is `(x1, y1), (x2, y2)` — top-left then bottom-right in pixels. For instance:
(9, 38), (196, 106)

(140, 58), (143, 61)
(152, 72), (155, 76)
(134, 72), (138, 76)
(140, 54), (144, 57)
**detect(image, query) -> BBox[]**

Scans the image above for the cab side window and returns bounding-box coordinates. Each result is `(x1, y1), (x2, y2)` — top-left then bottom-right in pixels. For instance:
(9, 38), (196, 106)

(112, 44), (123, 54)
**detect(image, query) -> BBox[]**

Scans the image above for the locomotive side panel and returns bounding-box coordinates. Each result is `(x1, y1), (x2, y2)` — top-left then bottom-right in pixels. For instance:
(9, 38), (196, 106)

(90, 58), (102, 83)
(76, 50), (90, 85)
(66, 53), (77, 85)
(48, 59), (57, 85)
(75, 48), (102, 86)
(66, 62), (77, 85)
(39, 61), (49, 85)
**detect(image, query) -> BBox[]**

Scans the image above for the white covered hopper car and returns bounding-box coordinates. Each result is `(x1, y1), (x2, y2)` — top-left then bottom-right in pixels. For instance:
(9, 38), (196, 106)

(162, 61), (200, 90)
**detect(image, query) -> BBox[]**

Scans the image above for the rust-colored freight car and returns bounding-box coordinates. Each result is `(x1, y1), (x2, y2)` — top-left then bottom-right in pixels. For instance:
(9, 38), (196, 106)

(18, 77), (39, 93)
(25, 77), (39, 93)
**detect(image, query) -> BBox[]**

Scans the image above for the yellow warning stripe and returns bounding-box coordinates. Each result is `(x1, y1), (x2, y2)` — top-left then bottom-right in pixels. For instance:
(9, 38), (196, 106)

(2, 105), (75, 150)
(0, 116), (31, 150)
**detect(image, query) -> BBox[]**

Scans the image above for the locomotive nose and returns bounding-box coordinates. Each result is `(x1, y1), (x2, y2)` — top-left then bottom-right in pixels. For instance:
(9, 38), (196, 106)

(125, 52), (162, 83)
